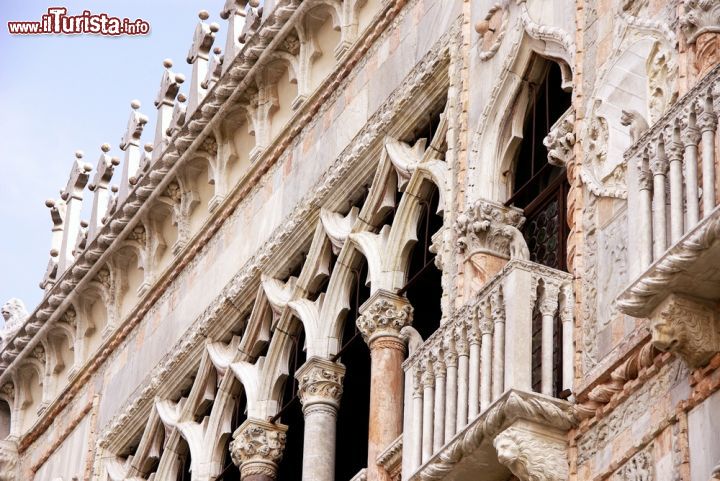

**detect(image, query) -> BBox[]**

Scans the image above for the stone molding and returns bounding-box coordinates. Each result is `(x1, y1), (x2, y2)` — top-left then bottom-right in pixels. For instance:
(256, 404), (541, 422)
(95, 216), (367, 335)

(409, 390), (576, 481)
(455, 199), (528, 260)
(493, 421), (569, 481)
(230, 419), (288, 479)
(680, 0), (720, 44)
(296, 357), (345, 410)
(357, 290), (413, 346)
(376, 435), (403, 479)
(649, 294), (720, 369)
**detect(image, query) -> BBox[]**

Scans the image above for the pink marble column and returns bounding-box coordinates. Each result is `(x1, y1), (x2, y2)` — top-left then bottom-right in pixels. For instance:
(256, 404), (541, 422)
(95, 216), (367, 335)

(357, 290), (413, 481)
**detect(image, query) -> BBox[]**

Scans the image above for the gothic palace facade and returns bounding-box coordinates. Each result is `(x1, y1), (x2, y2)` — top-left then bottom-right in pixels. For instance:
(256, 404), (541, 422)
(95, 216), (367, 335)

(1, 0), (720, 480)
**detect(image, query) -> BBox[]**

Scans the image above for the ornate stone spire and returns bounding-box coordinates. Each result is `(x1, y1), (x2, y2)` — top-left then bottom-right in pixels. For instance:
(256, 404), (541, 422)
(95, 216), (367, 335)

(118, 100), (148, 201)
(40, 196), (66, 291)
(88, 143), (120, 240)
(58, 151), (92, 274)
(220, 0), (254, 71)
(186, 10), (220, 118)
(153, 59), (185, 158)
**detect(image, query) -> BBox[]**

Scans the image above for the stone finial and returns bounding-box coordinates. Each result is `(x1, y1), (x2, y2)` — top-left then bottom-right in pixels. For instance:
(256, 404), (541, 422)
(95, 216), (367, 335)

(131, 143), (153, 185)
(1, 299), (28, 341)
(187, 11), (220, 64)
(61, 152), (93, 201)
(650, 294), (720, 369)
(239, 4), (262, 43)
(220, 0), (250, 69)
(230, 419), (288, 478)
(120, 100), (149, 151)
(680, 0), (720, 44)
(455, 199), (528, 260)
(296, 357), (346, 411)
(89, 144), (119, 192)
(357, 290), (413, 346)
(543, 109), (575, 166)
(202, 47), (224, 90)
(154, 59), (185, 108)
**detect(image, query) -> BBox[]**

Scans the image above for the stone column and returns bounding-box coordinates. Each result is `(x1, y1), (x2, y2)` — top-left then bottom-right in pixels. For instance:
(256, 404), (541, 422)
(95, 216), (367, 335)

(230, 419), (287, 481)
(357, 290), (413, 481)
(295, 357), (345, 481)
(680, 2), (720, 78)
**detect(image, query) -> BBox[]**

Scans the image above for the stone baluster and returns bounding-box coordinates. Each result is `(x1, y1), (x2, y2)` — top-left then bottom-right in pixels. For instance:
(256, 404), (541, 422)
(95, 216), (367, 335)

(454, 323), (469, 431)
(186, 11), (220, 119)
(119, 100), (149, 201)
(220, 0), (252, 72)
(153, 59), (185, 159)
(443, 333), (458, 441)
(490, 287), (505, 401)
(560, 284), (574, 394)
(58, 152), (92, 275)
(538, 282), (560, 397)
(478, 303), (493, 412)
(88, 144), (120, 241)
(665, 123), (685, 243)
(410, 367), (423, 473)
(697, 92), (717, 216)
(356, 290), (412, 481)
(638, 150), (654, 268)
(650, 141), (669, 258)
(421, 357), (434, 463)
(431, 348), (446, 451)
(467, 314), (481, 420)
(229, 419), (288, 481)
(296, 357), (345, 481)
(681, 107), (701, 227)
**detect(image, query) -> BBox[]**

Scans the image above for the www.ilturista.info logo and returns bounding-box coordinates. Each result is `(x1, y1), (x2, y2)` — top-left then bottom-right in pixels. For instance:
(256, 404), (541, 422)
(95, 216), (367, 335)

(8, 7), (150, 36)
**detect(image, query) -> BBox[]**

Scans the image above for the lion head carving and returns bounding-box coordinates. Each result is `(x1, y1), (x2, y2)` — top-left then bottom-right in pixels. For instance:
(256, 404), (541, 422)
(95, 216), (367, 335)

(493, 428), (568, 481)
(1, 299), (28, 340)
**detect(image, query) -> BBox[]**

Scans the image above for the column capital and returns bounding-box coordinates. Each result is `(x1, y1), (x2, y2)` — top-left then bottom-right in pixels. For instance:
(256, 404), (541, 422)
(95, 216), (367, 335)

(230, 419), (288, 479)
(357, 290), (413, 347)
(296, 356), (345, 411)
(455, 199), (527, 260)
(680, 0), (720, 44)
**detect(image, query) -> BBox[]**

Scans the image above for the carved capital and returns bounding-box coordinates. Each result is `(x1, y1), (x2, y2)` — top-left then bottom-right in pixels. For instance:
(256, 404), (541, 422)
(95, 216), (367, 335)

(543, 109), (575, 166)
(455, 199), (528, 260)
(230, 419), (288, 479)
(650, 294), (720, 368)
(680, 0), (720, 44)
(296, 357), (345, 411)
(357, 290), (413, 346)
(493, 421), (569, 481)
(0, 440), (18, 481)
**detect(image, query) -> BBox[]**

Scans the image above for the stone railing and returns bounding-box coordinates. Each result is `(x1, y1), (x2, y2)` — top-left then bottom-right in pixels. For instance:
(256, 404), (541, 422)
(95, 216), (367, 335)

(627, 63), (720, 270)
(401, 260), (573, 478)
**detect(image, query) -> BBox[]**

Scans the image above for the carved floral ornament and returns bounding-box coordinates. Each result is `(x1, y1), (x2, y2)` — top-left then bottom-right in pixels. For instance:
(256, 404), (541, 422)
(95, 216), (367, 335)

(455, 199), (529, 260)
(475, 3), (509, 62)
(296, 357), (345, 408)
(356, 291), (413, 343)
(543, 108), (575, 167)
(230, 419), (288, 477)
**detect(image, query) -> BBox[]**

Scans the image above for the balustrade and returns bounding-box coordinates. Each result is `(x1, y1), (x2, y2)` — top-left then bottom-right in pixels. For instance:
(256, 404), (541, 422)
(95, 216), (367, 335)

(401, 259), (573, 478)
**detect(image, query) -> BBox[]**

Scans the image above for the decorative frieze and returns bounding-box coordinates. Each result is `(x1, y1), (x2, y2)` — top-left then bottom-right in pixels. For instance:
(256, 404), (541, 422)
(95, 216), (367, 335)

(357, 290), (413, 345)
(230, 419), (288, 479)
(649, 294), (720, 369)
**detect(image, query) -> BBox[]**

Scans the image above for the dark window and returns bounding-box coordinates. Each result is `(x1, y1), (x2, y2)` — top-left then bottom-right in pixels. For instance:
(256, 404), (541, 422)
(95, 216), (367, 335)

(506, 61), (571, 398)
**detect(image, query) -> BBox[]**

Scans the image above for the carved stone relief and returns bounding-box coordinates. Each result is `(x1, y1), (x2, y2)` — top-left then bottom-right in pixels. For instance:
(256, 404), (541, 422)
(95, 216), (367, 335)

(646, 41), (678, 125)
(596, 209), (628, 331)
(612, 446), (654, 481)
(494, 423), (569, 481)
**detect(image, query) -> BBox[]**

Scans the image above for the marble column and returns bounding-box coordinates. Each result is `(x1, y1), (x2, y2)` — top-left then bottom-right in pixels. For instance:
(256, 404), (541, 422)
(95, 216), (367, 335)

(296, 357), (345, 481)
(357, 290), (413, 481)
(230, 419), (287, 481)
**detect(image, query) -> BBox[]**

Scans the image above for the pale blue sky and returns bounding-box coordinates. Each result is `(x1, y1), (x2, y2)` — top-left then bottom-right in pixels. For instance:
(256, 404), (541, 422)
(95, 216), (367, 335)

(0, 0), (230, 312)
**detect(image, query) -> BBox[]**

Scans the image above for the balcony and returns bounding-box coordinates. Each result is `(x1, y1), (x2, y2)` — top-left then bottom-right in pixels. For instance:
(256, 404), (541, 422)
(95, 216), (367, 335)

(618, 64), (720, 369)
(401, 260), (576, 481)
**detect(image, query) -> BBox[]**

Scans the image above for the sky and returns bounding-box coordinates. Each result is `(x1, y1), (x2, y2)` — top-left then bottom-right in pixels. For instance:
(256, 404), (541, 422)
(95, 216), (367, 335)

(0, 0), (231, 313)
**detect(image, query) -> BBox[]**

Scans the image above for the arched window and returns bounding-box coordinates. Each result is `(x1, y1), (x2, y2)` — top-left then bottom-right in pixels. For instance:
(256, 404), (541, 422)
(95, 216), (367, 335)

(0, 400), (10, 439)
(506, 60), (572, 397)
(506, 61), (572, 272)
